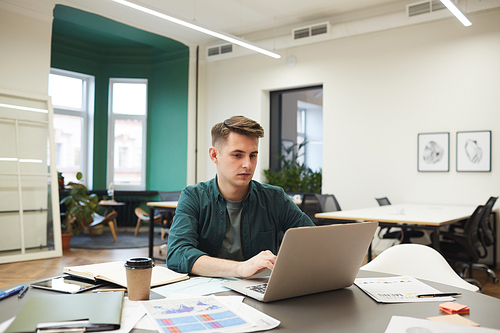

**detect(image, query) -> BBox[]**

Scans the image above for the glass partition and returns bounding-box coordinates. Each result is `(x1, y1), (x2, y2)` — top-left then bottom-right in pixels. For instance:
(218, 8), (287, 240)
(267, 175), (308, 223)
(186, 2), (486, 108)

(0, 89), (61, 263)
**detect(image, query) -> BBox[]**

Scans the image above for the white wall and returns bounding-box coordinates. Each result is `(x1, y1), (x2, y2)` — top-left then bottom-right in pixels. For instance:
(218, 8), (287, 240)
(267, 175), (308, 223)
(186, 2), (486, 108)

(198, 9), (500, 211)
(0, 2), (53, 94)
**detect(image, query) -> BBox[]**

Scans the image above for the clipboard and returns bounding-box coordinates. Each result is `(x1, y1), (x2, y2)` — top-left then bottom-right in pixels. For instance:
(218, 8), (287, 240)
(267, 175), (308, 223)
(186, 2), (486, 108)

(5, 291), (124, 332)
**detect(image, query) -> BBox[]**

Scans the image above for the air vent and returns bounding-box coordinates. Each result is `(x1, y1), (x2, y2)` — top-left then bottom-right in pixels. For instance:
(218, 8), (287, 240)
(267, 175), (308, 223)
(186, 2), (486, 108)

(207, 43), (233, 58)
(220, 44), (233, 54)
(292, 22), (329, 40)
(407, 0), (451, 17)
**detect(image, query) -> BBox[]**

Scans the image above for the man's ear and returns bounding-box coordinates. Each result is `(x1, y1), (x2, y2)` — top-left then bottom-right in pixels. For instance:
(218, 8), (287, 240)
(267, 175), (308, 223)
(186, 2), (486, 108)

(209, 147), (218, 164)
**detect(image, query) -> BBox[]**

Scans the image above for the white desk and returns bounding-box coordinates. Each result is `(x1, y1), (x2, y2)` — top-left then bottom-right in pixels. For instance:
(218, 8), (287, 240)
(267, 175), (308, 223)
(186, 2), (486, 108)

(316, 203), (478, 255)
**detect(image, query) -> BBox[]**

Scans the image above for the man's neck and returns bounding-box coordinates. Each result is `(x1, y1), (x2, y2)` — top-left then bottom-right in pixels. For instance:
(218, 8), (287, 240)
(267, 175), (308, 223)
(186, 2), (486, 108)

(217, 179), (250, 202)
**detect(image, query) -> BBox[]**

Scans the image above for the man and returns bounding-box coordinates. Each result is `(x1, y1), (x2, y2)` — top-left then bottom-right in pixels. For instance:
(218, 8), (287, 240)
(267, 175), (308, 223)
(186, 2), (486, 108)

(166, 115), (314, 277)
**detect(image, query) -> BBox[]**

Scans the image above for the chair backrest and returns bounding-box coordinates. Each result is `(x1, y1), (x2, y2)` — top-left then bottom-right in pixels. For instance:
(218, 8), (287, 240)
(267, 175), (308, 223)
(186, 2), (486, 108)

(300, 193), (341, 225)
(375, 197), (391, 206)
(360, 244), (479, 292)
(478, 196), (498, 248)
(134, 207), (148, 218)
(463, 205), (487, 260)
(317, 194), (341, 212)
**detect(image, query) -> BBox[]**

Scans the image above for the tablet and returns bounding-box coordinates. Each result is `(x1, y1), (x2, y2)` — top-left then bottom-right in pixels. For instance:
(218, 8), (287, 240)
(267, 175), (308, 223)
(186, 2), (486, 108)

(31, 275), (105, 294)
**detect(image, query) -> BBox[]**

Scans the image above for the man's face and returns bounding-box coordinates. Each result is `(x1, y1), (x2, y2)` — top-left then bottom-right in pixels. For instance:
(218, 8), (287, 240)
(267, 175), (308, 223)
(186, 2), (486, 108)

(212, 131), (259, 193)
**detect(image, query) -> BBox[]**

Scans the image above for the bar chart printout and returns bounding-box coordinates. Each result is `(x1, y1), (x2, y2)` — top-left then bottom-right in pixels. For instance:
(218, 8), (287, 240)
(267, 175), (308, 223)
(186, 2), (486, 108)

(141, 296), (254, 333)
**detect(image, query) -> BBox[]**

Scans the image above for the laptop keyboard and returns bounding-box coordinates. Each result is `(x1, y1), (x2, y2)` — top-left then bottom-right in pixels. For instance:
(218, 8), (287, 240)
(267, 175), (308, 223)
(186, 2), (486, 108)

(246, 283), (268, 294)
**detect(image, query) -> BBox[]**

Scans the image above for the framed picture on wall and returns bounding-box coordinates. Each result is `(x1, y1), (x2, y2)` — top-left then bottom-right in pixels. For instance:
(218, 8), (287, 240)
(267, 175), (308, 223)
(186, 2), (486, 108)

(417, 132), (449, 172)
(456, 130), (491, 172)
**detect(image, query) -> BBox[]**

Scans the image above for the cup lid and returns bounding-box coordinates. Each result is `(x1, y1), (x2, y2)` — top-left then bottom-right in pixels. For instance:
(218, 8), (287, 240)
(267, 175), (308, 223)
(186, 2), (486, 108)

(124, 257), (154, 269)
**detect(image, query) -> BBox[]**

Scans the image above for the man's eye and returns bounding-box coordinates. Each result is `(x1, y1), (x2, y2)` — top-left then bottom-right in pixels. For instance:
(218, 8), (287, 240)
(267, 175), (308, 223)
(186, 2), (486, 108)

(233, 154), (240, 158)
(250, 154), (257, 159)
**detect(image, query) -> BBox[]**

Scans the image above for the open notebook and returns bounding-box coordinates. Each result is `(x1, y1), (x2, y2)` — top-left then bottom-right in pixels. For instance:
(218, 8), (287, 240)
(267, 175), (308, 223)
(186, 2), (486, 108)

(63, 261), (188, 288)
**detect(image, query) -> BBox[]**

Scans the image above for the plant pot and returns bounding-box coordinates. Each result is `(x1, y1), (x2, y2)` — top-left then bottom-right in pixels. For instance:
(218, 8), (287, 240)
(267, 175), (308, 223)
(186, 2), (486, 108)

(62, 233), (72, 250)
(89, 223), (104, 236)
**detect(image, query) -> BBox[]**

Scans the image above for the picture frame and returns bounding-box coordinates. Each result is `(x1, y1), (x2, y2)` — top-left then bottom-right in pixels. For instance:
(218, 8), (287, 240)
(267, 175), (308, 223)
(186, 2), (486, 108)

(456, 130), (491, 172)
(417, 132), (449, 172)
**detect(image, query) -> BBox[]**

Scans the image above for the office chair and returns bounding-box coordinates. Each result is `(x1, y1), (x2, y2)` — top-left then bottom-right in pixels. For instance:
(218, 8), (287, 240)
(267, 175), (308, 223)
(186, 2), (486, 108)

(442, 198), (498, 283)
(300, 193), (341, 225)
(360, 244), (479, 292)
(440, 205), (487, 287)
(472, 197), (498, 283)
(375, 197), (425, 244)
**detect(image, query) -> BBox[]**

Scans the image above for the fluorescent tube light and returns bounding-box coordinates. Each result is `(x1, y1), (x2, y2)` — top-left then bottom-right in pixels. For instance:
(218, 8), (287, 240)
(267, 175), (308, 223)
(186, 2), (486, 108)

(440, 0), (472, 26)
(0, 103), (48, 113)
(112, 0), (281, 59)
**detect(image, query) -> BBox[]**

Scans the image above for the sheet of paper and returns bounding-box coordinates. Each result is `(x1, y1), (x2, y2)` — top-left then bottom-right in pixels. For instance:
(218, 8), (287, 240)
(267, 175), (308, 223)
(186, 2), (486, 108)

(141, 295), (255, 333)
(354, 275), (455, 303)
(152, 276), (236, 297)
(165, 294), (280, 333)
(385, 316), (500, 333)
(0, 317), (15, 333)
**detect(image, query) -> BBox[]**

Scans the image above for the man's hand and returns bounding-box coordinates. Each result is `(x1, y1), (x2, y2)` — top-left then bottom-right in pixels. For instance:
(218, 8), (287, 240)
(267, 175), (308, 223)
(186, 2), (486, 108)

(236, 250), (276, 277)
(191, 250), (277, 278)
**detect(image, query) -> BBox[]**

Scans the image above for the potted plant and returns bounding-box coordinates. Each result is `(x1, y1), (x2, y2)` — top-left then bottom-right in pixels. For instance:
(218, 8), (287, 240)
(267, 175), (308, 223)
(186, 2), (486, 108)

(60, 172), (100, 247)
(263, 142), (322, 194)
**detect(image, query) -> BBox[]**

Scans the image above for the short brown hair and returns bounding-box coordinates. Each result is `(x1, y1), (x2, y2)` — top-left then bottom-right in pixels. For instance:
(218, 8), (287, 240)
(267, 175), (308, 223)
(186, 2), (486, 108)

(211, 115), (264, 147)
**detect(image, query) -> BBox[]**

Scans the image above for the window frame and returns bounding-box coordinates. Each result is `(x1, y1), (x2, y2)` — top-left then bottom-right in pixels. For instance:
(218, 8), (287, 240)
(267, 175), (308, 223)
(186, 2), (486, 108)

(49, 68), (95, 189)
(107, 78), (148, 191)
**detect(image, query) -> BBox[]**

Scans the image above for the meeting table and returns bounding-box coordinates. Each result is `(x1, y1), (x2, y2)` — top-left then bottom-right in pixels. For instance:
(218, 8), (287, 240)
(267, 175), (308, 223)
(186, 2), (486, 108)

(315, 203), (498, 262)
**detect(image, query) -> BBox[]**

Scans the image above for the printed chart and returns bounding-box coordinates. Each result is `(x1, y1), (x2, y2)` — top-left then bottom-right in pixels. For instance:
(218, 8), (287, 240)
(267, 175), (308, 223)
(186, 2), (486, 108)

(142, 296), (254, 333)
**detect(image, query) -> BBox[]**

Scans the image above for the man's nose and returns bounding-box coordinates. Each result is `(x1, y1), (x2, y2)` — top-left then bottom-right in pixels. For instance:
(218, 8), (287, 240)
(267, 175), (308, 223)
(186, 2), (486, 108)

(242, 155), (252, 168)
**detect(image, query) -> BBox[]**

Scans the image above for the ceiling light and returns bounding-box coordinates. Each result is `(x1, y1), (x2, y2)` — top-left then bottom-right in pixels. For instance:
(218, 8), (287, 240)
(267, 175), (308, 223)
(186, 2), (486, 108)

(111, 0), (281, 59)
(440, 0), (472, 26)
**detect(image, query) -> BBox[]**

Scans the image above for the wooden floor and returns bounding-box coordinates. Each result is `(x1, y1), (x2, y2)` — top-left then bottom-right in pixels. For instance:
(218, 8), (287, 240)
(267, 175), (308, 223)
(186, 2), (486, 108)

(1, 245), (499, 299)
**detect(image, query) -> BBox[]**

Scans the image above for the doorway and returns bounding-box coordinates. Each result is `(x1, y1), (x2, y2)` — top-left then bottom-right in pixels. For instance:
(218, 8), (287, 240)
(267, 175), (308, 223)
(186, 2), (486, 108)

(269, 86), (323, 173)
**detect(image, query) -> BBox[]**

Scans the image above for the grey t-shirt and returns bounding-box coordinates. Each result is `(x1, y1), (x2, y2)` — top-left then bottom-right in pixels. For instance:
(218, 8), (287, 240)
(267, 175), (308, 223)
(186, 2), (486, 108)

(218, 198), (244, 261)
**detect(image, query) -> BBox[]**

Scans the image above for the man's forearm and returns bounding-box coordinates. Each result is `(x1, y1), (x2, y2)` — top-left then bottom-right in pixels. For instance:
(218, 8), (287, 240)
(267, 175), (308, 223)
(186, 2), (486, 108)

(191, 250), (276, 278)
(191, 255), (242, 277)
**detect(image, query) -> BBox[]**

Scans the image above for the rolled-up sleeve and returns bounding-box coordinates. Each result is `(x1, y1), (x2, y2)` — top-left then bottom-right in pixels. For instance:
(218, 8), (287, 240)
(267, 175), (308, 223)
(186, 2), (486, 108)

(166, 189), (207, 273)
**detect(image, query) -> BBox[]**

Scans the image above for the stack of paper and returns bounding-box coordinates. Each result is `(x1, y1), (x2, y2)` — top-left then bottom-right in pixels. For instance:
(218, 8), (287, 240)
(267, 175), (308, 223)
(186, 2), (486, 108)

(439, 302), (470, 314)
(354, 276), (455, 303)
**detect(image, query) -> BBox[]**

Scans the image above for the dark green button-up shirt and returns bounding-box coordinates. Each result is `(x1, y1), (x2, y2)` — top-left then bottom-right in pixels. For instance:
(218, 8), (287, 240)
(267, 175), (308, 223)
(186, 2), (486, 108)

(166, 177), (314, 274)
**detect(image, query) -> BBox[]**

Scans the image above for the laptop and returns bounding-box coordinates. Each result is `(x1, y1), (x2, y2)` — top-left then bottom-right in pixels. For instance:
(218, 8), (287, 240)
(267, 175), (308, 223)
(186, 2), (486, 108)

(222, 221), (378, 302)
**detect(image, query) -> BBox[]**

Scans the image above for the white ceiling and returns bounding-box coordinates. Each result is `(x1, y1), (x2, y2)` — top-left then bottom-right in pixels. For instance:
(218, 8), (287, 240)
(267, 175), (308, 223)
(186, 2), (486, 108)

(63, 0), (418, 46)
(6, 0), (497, 57)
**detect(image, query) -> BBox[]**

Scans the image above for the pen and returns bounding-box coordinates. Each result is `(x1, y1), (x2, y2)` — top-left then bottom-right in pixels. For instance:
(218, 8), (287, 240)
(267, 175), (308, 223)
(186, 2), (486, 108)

(18, 285), (30, 299)
(417, 292), (461, 298)
(0, 285), (24, 301)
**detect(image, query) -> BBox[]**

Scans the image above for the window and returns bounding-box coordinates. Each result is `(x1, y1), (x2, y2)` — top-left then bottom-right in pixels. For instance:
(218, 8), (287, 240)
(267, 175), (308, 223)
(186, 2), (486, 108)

(108, 79), (147, 190)
(48, 69), (94, 187)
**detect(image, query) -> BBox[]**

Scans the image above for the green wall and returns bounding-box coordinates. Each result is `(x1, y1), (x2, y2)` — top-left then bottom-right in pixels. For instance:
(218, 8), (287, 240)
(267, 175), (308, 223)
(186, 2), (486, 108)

(51, 5), (189, 191)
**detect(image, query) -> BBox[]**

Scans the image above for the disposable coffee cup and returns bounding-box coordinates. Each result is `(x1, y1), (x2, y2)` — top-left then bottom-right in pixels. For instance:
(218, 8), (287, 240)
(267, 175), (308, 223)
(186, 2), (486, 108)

(125, 257), (154, 301)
